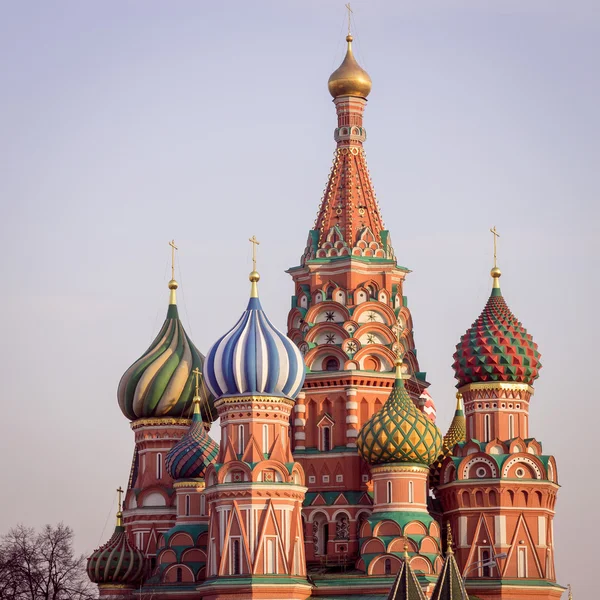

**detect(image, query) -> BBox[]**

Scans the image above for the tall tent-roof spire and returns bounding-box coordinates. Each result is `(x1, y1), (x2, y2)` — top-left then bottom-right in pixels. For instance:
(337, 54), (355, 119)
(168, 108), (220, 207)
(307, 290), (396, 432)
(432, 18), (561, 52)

(301, 11), (395, 265)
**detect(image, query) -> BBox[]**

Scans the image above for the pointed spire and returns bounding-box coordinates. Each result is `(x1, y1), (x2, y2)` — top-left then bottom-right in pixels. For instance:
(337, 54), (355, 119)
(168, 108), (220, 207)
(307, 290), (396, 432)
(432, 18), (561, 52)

(168, 239), (178, 304)
(386, 546), (427, 600)
(430, 524), (468, 600)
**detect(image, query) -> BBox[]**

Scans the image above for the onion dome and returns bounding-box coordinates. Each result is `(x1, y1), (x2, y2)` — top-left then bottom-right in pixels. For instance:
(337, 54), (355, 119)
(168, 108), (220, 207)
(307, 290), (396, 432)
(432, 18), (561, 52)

(420, 389), (437, 423)
(357, 360), (442, 466)
(117, 277), (216, 421)
(87, 500), (145, 586)
(328, 35), (372, 99)
(204, 269), (305, 400)
(165, 397), (219, 480)
(453, 268), (541, 388)
(386, 545), (427, 600)
(430, 525), (469, 600)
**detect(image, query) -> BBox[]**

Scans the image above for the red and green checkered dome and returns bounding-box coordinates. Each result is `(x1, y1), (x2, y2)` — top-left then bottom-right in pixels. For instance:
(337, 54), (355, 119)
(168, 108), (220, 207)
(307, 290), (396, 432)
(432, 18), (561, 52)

(453, 281), (541, 387)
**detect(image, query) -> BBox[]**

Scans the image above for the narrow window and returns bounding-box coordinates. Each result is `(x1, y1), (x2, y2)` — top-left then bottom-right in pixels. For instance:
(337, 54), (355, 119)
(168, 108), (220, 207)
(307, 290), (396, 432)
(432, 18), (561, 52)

(156, 453), (162, 480)
(408, 481), (414, 504)
(384, 558), (391, 575)
(266, 538), (276, 574)
(232, 539), (241, 575)
(185, 494), (190, 516)
(508, 414), (515, 439)
(263, 424), (269, 454)
(176, 567), (182, 582)
(200, 494), (206, 516)
(518, 547), (527, 577)
(484, 415), (491, 442)
(386, 480), (392, 504)
(482, 549), (491, 577)
(323, 427), (331, 451)
(238, 424), (244, 455)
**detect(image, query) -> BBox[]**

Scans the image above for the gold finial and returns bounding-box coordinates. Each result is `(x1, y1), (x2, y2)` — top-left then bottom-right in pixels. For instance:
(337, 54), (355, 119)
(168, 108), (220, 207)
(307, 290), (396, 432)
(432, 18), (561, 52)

(568, 584), (572, 599)
(345, 3), (353, 37)
(192, 367), (202, 415)
(168, 240), (179, 304)
(490, 226), (501, 288)
(248, 235), (260, 298)
(455, 392), (463, 411)
(446, 522), (454, 555)
(403, 541), (409, 560)
(116, 486), (124, 527)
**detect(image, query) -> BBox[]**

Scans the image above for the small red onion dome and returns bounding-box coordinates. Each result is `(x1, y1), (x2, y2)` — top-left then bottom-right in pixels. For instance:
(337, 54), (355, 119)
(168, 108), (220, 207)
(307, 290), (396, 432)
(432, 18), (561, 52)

(453, 269), (541, 388)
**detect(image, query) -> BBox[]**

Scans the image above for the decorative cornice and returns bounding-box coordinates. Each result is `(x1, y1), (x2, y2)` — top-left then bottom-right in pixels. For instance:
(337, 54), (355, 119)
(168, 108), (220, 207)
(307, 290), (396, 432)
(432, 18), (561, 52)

(459, 382), (534, 394)
(131, 417), (191, 430)
(173, 480), (206, 490)
(215, 395), (295, 408)
(371, 463), (429, 475)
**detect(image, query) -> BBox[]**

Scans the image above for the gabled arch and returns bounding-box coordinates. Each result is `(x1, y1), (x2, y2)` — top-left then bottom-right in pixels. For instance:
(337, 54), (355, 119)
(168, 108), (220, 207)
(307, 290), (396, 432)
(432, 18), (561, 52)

(217, 460), (252, 484)
(373, 520), (401, 537)
(354, 322), (396, 345)
(368, 554), (402, 575)
(163, 563), (195, 583)
(361, 537), (386, 555)
(304, 345), (348, 372)
(353, 345), (396, 373)
(304, 323), (348, 345)
(502, 455), (545, 480)
(458, 454), (499, 480)
(409, 555), (434, 575)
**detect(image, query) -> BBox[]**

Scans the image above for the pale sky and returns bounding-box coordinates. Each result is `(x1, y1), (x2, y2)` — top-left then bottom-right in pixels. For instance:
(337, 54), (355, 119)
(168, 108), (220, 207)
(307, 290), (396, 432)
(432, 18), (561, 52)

(0, 1), (597, 596)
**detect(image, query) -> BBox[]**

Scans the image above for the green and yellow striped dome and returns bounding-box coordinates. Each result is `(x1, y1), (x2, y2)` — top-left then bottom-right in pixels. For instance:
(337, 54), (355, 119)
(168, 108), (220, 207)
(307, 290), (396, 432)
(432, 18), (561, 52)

(357, 369), (442, 466)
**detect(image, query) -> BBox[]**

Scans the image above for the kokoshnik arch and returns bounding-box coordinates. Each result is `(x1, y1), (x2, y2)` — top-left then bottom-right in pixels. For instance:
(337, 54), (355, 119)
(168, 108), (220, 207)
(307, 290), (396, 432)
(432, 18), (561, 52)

(87, 20), (565, 600)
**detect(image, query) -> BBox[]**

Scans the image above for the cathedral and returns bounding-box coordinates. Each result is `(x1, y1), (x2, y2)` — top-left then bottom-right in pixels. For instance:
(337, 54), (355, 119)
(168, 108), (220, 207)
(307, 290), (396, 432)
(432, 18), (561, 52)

(86, 26), (565, 600)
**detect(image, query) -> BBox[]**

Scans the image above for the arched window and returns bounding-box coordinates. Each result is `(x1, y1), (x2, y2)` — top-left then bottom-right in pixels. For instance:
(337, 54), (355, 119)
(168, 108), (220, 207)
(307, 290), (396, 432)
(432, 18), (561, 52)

(323, 427), (331, 452)
(156, 453), (162, 480)
(262, 424), (269, 454)
(408, 481), (414, 504)
(482, 549), (491, 577)
(484, 415), (491, 442)
(325, 357), (339, 371)
(176, 567), (182, 582)
(508, 414), (515, 439)
(386, 481), (392, 504)
(232, 539), (241, 575)
(384, 558), (392, 575)
(200, 494), (206, 516)
(185, 495), (190, 516)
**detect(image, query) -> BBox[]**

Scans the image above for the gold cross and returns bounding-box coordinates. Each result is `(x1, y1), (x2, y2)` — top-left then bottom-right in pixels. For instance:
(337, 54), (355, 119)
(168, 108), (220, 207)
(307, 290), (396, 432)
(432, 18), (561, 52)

(192, 367), (202, 397)
(394, 320), (405, 361)
(490, 226), (500, 268)
(249, 235), (260, 271)
(116, 486), (124, 510)
(345, 3), (353, 36)
(169, 239), (178, 280)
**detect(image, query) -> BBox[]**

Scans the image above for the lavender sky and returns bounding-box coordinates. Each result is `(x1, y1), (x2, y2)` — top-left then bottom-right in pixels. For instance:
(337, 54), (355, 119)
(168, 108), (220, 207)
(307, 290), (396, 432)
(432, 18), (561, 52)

(0, 1), (597, 595)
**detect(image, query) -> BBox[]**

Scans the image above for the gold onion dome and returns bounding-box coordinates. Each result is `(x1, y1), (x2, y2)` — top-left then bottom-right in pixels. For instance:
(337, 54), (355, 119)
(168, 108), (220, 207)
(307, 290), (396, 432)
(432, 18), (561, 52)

(328, 35), (372, 99)
(356, 363), (443, 466)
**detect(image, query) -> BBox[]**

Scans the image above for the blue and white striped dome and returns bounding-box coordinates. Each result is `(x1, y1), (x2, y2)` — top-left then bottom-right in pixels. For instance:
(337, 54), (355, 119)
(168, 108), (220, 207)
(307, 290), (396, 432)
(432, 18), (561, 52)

(204, 294), (305, 399)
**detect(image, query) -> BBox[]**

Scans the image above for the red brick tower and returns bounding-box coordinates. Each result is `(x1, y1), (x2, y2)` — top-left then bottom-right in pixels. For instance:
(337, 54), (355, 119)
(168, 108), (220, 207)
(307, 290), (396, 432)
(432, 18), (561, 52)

(436, 243), (562, 599)
(287, 32), (434, 567)
(117, 244), (216, 571)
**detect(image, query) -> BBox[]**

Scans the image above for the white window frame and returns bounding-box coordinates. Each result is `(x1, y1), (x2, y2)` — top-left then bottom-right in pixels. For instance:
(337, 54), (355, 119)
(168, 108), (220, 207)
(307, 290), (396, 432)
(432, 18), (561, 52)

(263, 424), (269, 454)
(386, 481), (392, 504)
(508, 414), (515, 439)
(518, 546), (527, 577)
(408, 480), (414, 504)
(156, 453), (162, 480)
(238, 424), (244, 455)
(484, 414), (491, 442)
(185, 494), (190, 516)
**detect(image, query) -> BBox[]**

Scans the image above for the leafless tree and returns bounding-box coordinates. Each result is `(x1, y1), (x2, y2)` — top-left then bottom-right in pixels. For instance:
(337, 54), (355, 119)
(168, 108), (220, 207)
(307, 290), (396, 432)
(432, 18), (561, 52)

(0, 523), (97, 600)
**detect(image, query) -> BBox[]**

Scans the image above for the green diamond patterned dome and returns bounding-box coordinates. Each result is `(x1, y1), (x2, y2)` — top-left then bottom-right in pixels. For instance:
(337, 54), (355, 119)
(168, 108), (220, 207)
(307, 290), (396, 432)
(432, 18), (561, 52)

(453, 276), (541, 387)
(357, 374), (442, 466)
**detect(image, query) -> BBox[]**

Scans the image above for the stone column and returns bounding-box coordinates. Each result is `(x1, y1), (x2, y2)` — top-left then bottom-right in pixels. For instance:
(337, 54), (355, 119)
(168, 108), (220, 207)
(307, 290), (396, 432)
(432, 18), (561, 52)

(294, 392), (306, 450)
(345, 388), (358, 446)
